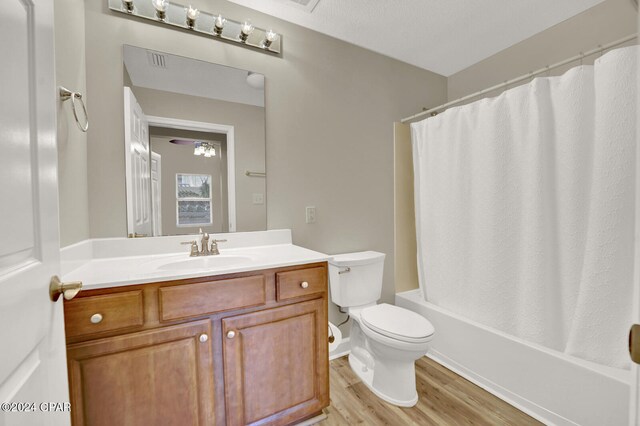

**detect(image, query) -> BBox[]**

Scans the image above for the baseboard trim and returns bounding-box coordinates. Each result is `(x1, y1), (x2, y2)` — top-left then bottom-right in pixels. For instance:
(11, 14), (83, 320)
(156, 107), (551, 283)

(329, 337), (350, 360)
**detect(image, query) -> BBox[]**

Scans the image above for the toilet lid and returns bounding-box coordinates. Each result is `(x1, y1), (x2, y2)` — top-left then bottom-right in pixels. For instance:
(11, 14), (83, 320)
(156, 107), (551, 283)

(361, 304), (434, 343)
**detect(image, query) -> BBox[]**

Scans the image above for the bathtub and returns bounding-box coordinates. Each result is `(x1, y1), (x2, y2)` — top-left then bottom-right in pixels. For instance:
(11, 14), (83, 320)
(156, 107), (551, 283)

(396, 289), (630, 426)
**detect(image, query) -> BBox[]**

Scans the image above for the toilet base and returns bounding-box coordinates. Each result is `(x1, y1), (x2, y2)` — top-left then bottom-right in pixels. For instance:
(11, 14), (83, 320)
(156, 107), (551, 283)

(348, 353), (419, 407)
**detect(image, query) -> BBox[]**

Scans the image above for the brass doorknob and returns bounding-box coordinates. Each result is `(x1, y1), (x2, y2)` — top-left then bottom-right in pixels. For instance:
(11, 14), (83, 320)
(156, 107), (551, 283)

(50, 276), (83, 302)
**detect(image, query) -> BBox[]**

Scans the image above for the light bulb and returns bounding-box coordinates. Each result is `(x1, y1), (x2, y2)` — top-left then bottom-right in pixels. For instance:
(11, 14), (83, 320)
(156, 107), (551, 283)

(186, 5), (199, 28)
(152, 0), (168, 11)
(266, 29), (277, 42)
(186, 5), (198, 19)
(239, 20), (254, 42)
(241, 20), (254, 35)
(152, 0), (168, 20)
(213, 14), (226, 35)
(263, 29), (278, 48)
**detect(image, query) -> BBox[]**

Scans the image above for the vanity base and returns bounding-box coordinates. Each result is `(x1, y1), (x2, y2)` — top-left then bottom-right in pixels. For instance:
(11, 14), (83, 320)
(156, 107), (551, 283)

(64, 262), (330, 426)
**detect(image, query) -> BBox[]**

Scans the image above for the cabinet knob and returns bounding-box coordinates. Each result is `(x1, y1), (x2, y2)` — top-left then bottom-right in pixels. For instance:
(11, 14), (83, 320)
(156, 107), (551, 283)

(227, 330), (236, 339)
(199, 333), (209, 343)
(300, 281), (309, 289)
(90, 313), (103, 324)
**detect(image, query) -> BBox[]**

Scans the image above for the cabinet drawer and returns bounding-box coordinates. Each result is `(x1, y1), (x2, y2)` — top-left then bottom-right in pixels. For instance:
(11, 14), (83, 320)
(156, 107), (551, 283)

(64, 290), (144, 339)
(276, 267), (326, 301)
(159, 275), (266, 321)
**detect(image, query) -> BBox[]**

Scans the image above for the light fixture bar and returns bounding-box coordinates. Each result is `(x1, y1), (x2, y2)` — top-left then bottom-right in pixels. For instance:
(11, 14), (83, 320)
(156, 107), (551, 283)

(108, 0), (282, 54)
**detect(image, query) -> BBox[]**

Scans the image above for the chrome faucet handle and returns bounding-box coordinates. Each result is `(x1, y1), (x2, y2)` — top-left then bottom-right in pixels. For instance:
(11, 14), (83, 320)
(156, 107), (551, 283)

(210, 239), (227, 255)
(181, 241), (199, 257)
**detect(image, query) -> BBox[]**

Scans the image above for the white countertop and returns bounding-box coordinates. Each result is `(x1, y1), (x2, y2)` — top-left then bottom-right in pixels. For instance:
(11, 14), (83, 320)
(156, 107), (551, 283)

(63, 243), (330, 290)
(60, 230), (330, 290)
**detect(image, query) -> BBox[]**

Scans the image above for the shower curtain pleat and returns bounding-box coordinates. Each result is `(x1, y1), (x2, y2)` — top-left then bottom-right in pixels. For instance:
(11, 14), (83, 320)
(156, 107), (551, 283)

(564, 48), (637, 368)
(411, 46), (637, 369)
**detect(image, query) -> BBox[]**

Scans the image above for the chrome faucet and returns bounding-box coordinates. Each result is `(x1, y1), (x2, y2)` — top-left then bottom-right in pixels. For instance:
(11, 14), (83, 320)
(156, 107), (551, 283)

(200, 229), (211, 256)
(181, 229), (227, 257)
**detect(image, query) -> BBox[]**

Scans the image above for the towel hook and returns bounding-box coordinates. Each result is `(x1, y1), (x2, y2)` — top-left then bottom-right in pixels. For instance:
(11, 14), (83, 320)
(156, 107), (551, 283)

(60, 86), (89, 133)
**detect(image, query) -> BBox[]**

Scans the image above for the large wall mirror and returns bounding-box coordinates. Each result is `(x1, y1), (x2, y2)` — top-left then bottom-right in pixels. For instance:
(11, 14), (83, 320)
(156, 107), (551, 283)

(123, 45), (266, 237)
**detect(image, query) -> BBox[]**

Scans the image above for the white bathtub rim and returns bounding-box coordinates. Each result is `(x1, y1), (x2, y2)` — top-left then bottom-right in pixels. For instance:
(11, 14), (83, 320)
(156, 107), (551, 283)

(398, 289), (629, 385)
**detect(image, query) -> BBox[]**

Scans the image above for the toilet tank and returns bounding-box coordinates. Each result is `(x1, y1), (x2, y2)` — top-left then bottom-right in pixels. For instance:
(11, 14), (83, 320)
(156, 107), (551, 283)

(328, 251), (385, 308)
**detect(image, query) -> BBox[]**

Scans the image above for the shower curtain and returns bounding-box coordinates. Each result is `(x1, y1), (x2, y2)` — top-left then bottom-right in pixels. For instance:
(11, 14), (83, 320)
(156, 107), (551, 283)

(411, 46), (637, 369)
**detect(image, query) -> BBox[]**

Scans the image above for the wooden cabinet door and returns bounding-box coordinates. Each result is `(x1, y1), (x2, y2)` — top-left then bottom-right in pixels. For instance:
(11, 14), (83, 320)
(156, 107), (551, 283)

(67, 320), (214, 426)
(222, 299), (329, 426)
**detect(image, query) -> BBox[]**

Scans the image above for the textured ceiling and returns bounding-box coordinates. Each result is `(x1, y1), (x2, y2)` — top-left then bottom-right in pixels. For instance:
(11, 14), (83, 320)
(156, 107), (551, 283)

(227, 0), (606, 76)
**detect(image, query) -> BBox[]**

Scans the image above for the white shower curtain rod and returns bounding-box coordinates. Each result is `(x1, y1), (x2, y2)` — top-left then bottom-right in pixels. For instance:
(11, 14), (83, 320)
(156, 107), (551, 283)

(401, 33), (638, 123)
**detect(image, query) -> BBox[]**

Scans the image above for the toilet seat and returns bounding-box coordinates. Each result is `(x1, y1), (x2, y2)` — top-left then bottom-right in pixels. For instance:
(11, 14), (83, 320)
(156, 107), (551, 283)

(361, 303), (434, 343)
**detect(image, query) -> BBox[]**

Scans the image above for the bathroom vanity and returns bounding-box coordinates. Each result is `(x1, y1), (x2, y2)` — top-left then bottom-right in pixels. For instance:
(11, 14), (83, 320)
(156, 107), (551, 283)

(60, 231), (330, 426)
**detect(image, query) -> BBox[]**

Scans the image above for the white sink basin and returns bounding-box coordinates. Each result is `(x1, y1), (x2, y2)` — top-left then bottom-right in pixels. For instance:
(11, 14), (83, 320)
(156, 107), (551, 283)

(154, 255), (254, 271)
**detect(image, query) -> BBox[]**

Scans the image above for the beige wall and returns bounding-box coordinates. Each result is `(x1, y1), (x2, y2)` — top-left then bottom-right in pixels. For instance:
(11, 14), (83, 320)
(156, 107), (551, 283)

(448, 0), (637, 100)
(54, 0), (90, 247)
(393, 123), (419, 293)
(80, 0), (446, 329)
(132, 86), (266, 232)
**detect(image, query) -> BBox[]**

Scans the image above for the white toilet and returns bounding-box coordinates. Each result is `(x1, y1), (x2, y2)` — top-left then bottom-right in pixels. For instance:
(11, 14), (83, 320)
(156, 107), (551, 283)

(329, 251), (434, 407)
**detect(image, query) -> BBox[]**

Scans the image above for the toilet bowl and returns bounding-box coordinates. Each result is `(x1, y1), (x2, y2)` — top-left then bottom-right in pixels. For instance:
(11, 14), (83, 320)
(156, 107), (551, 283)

(328, 252), (435, 407)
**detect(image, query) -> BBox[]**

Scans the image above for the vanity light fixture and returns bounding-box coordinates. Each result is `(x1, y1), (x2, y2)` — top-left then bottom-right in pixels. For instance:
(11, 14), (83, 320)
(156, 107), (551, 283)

(239, 20), (254, 43)
(152, 0), (168, 20)
(122, 0), (134, 13)
(213, 14), (226, 36)
(109, 0), (282, 54)
(186, 5), (199, 29)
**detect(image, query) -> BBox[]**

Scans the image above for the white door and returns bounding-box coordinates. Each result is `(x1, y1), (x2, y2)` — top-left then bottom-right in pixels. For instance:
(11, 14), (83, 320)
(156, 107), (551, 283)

(124, 87), (152, 238)
(632, 223), (640, 424)
(151, 151), (162, 236)
(632, 11), (640, 425)
(632, 122), (640, 425)
(0, 0), (70, 425)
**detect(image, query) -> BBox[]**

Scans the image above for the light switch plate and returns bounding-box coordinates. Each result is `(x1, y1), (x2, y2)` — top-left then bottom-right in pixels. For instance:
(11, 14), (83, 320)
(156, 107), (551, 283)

(305, 206), (316, 224)
(252, 193), (264, 205)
